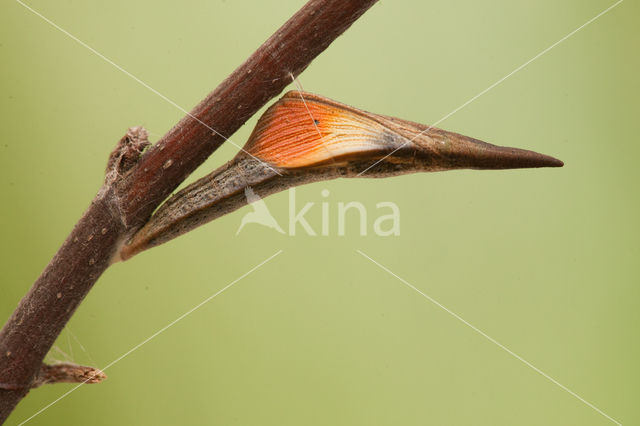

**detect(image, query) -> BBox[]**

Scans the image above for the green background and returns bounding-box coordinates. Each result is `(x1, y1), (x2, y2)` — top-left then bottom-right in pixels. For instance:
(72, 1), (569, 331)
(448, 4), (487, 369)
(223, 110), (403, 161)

(1, 0), (638, 425)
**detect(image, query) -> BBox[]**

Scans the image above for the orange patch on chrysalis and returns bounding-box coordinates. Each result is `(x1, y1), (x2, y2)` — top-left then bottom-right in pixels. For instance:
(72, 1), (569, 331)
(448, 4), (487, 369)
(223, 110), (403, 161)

(245, 91), (402, 168)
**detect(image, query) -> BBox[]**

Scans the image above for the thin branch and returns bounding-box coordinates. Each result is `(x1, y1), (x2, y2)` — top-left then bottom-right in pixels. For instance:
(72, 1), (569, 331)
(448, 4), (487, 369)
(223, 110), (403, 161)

(33, 363), (106, 388)
(0, 0), (379, 421)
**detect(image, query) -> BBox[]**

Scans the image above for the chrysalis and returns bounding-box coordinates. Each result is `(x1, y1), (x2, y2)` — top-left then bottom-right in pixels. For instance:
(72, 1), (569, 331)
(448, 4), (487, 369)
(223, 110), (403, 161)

(118, 91), (562, 260)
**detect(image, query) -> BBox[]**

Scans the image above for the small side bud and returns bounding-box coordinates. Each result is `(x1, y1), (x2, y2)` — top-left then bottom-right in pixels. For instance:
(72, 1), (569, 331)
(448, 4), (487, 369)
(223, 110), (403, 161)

(105, 126), (150, 182)
(33, 363), (107, 388)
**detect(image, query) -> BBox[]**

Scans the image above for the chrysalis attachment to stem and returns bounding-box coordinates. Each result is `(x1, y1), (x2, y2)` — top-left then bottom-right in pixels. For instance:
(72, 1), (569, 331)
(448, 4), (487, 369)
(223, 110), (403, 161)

(119, 91), (562, 260)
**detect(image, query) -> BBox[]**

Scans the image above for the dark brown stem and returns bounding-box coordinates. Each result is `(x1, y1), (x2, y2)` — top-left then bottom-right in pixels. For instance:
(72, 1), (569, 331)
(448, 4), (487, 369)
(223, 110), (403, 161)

(0, 0), (378, 421)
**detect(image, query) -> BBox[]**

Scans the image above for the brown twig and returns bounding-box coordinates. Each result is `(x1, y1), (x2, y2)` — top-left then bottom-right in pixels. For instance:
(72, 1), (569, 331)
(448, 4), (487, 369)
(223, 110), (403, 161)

(33, 363), (106, 388)
(0, 0), (379, 421)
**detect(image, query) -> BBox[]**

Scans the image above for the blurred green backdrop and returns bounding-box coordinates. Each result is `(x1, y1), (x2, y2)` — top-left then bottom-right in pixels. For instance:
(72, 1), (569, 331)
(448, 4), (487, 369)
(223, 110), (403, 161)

(1, 0), (638, 425)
